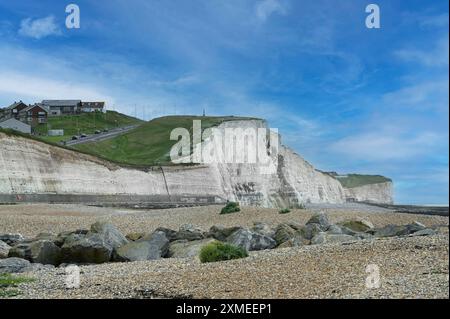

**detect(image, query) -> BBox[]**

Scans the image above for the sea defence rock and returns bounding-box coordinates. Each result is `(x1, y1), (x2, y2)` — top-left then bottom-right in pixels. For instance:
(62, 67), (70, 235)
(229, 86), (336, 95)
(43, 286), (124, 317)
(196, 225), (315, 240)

(0, 119), (391, 208)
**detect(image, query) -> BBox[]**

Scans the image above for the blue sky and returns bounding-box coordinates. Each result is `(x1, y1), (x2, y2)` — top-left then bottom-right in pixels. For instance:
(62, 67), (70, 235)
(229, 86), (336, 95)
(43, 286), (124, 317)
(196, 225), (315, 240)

(0, 0), (448, 205)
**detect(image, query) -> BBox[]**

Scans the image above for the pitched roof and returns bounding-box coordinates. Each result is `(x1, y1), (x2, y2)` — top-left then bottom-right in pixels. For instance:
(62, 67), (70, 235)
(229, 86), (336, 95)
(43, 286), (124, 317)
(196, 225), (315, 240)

(41, 100), (81, 107)
(21, 104), (49, 113)
(5, 101), (27, 110)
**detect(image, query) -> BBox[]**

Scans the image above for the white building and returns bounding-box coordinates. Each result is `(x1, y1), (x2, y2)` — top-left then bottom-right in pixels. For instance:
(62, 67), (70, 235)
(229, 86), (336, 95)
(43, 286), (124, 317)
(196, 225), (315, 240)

(0, 118), (31, 134)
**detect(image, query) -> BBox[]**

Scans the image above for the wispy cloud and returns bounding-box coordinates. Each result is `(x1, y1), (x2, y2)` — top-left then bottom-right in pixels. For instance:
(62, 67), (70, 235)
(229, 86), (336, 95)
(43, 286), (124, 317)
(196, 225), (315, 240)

(18, 16), (61, 39)
(394, 36), (449, 67)
(255, 0), (287, 22)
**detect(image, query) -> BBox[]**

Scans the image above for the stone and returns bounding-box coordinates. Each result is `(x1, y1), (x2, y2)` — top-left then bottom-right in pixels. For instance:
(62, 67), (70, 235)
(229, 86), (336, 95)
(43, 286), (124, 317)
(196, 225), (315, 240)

(89, 221), (128, 250)
(168, 238), (216, 258)
(176, 224), (205, 241)
(338, 219), (374, 232)
(251, 222), (275, 238)
(306, 212), (331, 231)
(410, 229), (437, 237)
(115, 231), (169, 262)
(8, 240), (61, 266)
(0, 257), (31, 273)
(0, 240), (11, 259)
(0, 233), (25, 246)
(226, 229), (276, 251)
(372, 223), (427, 238)
(207, 225), (242, 241)
(298, 223), (323, 241)
(33, 232), (57, 241)
(311, 233), (357, 245)
(154, 227), (178, 242)
(274, 224), (297, 245)
(61, 234), (113, 264)
(54, 230), (88, 247)
(22, 263), (55, 273)
(126, 232), (146, 241)
(276, 236), (308, 248)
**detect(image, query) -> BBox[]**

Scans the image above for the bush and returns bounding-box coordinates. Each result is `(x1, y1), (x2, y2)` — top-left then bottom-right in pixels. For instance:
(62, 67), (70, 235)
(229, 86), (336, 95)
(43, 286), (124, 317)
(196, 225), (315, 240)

(0, 274), (34, 298)
(220, 202), (241, 214)
(279, 208), (291, 214)
(199, 241), (248, 263)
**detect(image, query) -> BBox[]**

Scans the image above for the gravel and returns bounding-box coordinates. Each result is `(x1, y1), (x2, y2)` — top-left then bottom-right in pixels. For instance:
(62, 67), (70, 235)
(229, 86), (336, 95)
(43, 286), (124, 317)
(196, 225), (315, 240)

(0, 203), (448, 299)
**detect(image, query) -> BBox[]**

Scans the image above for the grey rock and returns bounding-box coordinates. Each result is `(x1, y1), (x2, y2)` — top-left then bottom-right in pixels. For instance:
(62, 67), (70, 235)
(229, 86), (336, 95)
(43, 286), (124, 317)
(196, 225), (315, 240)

(89, 221), (128, 250)
(311, 233), (357, 245)
(8, 240), (61, 266)
(306, 211), (331, 231)
(251, 222), (275, 238)
(22, 263), (55, 273)
(61, 234), (113, 264)
(54, 230), (88, 247)
(32, 232), (57, 242)
(0, 233), (25, 246)
(298, 223), (323, 241)
(338, 219), (374, 232)
(154, 227), (178, 242)
(0, 240), (11, 259)
(411, 229), (437, 237)
(168, 238), (216, 258)
(226, 229), (276, 251)
(176, 224), (205, 241)
(115, 231), (169, 261)
(372, 223), (427, 238)
(276, 236), (308, 248)
(274, 223), (297, 245)
(0, 257), (31, 273)
(207, 225), (242, 241)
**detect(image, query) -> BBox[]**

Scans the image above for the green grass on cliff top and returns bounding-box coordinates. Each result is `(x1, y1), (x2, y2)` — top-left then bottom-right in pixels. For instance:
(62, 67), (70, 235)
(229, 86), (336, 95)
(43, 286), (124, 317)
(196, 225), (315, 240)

(72, 115), (259, 166)
(335, 174), (392, 188)
(34, 111), (143, 143)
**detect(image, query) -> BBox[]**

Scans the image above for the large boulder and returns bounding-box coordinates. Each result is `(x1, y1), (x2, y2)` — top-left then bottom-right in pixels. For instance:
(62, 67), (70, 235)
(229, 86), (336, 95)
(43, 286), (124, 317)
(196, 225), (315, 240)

(8, 240), (61, 266)
(371, 223), (426, 238)
(410, 229), (437, 237)
(338, 219), (374, 232)
(251, 222), (275, 238)
(168, 238), (216, 258)
(311, 233), (357, 245)
(274, 223), (297, 245)
(61, 233), (113, 264)
(0, 257), (31, 273)
(306, 212), (331, 231)
(0, 233), (25, 246)
(54, 230), (88, 247)
(0, 240), (11, 259)
(154, 227), (178, 242)
(298, 223), (323, 241)
(125, 232), (146, 242)
(207, 225), (242, 241)
(114, 231), (169, 262)
(89, 221), (128, 250)
(176, 224), (205, 241)
(226, 229), (276, 251)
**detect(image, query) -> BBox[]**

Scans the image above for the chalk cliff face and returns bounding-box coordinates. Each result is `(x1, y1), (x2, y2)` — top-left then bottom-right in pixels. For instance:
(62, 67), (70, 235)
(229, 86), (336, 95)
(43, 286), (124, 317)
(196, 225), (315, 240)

(343, 182), (394, 204)
(0, 119), (391, 207)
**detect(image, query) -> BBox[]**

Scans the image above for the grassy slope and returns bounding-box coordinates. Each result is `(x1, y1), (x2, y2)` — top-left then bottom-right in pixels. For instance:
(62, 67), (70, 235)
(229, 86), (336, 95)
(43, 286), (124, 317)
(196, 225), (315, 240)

(73, 115), (259, 166)
(34, 111), (143, 143)
(335, 174), (392, 188)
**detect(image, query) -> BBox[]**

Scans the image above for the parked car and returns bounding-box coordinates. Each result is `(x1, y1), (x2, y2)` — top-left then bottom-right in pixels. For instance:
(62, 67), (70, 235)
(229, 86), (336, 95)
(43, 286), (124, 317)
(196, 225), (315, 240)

(94, 130), (102, 134)
(80, 133), (88, 138)
(71, 135), (79, 140)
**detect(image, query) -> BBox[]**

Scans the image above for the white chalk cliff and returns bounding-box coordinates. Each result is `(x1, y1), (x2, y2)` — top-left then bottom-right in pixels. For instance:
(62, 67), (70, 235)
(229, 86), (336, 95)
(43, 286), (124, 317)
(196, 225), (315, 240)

(0, 119), (393, 207)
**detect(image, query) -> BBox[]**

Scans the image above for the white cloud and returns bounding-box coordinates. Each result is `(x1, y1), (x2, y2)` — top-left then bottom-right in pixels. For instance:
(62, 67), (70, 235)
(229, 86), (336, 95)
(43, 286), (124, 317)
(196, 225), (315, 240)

(395, 36), (449, 67)
(330, 131), (442, 161)
(255, 0), (287, 22)
(18, 16), (61, 39)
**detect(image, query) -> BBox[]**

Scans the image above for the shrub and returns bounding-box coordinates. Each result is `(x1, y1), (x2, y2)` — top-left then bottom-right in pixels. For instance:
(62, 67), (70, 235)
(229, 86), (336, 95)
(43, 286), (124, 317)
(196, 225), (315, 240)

(199, 241), (248, 263)
(279, 208), (291, 214)
(220, 202), (240, 214)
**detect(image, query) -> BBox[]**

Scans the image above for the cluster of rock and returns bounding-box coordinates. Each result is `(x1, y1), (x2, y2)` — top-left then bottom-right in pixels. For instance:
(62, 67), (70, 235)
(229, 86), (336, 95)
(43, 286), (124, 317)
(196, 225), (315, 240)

(0, 213), (440, 273)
